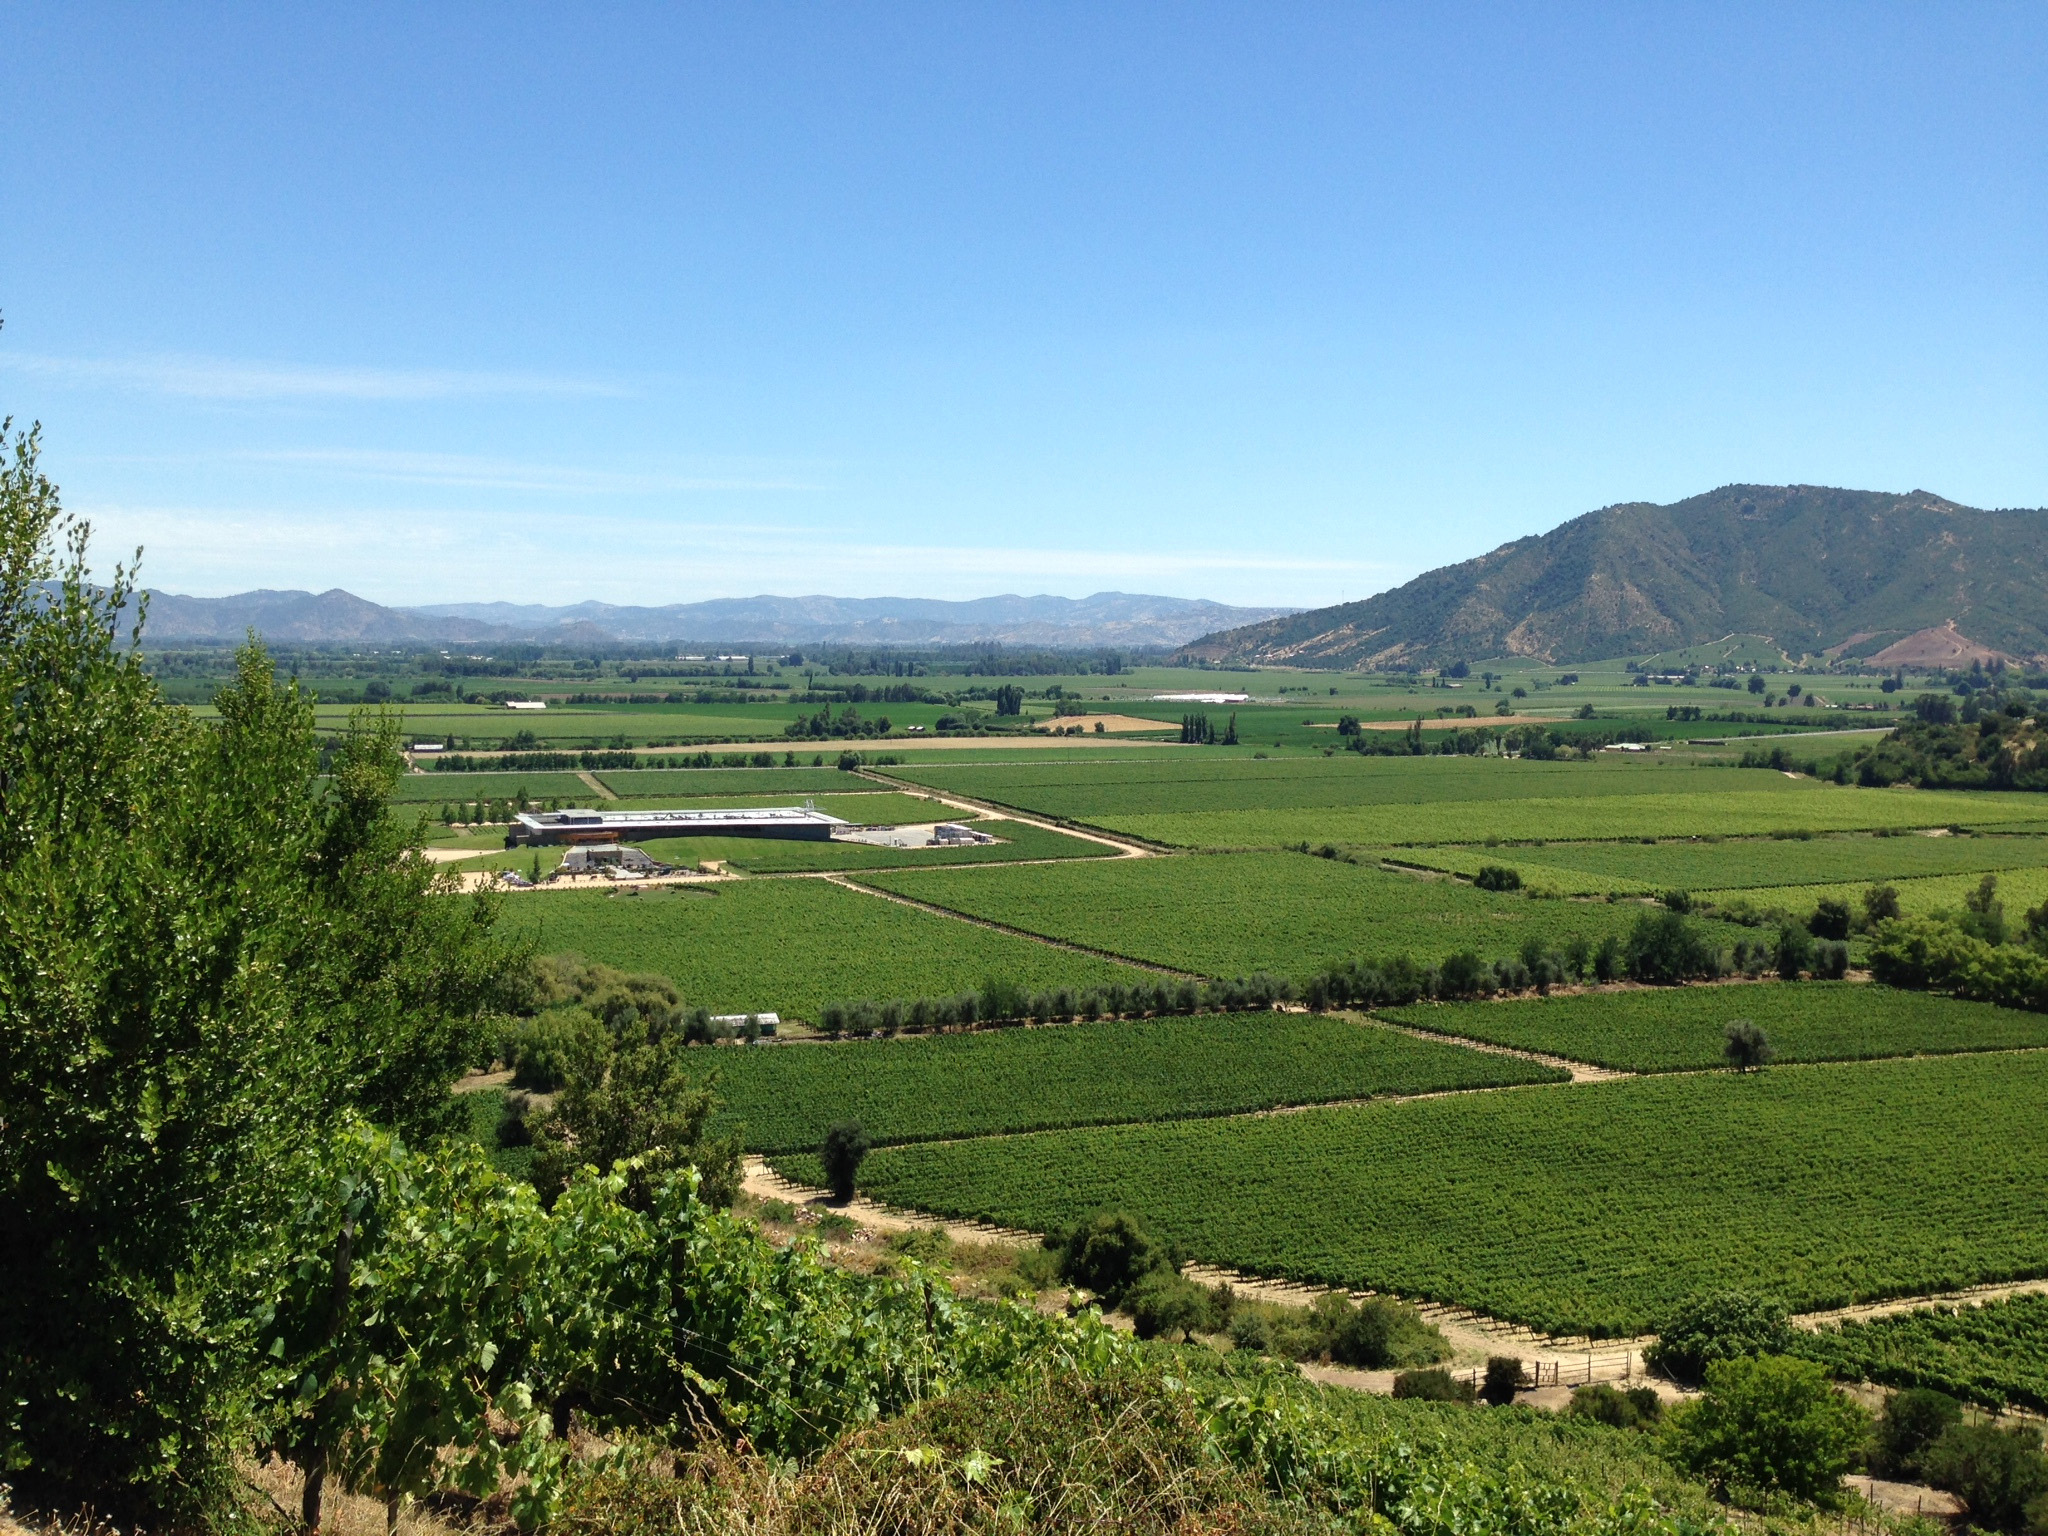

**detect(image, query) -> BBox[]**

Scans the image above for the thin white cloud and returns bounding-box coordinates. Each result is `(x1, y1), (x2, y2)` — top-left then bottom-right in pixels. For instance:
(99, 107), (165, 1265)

(72, 500), (1400, 607)
(3, 351), (627, 402)
(233, 448), (818, 495)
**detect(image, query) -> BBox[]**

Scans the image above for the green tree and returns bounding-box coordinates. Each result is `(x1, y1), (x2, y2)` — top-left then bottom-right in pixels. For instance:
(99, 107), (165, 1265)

(1723, 1019), (1773, 1071)
(528, 1019), (742, 1210)
(1665, 1355), (1870, 1504)
(821, 1120), (872, 1202)
(1647, 1292), (1793, 1384)
(1055, 1209), (1168, 1307)
(1920, 1421), (2048, 1531)
(1872, 1387), (1962, 1480)
(0, 424), (522, 1525)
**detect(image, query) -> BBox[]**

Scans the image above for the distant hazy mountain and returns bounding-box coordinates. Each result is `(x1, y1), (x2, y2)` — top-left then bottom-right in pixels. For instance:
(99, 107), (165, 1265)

(1180, 485), (2048, 670)
(136, 588), (1294, 649)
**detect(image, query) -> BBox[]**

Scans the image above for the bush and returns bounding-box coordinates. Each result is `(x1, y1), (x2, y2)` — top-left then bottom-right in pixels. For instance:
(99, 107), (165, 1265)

(1872, 1387), (1964, 1480)
(820, 1121), (871, 1202)
(1438, 950), (1494, 997)
(1921, 1420), (2048, 1531)
(1664, 1355), (1871, 1504)
(1391, 1368), (1475, 1403)
(1627, 909), (1720, 984)
(1870, 917), (2048, 1012)
(1481, 1356), (1523, 1405)
(1723, 1019), (1773, 1071)
(1812, 939), (1850, 980)
(1473, 864), (1522, 892)
(1565, 1382), (1663, 1429)
(1055, 1209), (1169, 1307)
(1327, 1296), (1448, 1369)
(1811, 898), (1852, 941)
(1864, 884), (1903, 926)
(1647, 1292), (1794, 1384)
(1123, 1269), (1216, 1342)
(504, 1007), (605, 1091)
(1775, 923), (1814, 980)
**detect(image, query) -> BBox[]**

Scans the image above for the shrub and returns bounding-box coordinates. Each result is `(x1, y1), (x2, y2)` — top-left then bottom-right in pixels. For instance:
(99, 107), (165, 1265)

(1812, 940), (1850, 980)
(1124, 1269), (1215, 1342)
(1811, 898), (1852, 942)
(1481, 1356), (1523, 1405)
(1391, 1368), (1474, 1403)
(1627, 909), (1719, 984)
(1663, 889), (1694, 914)
(505, 1007), (605, 1091)
(1869, 917), (2048, 1012)
(1864, 884), (1903, 926)
(1566, 1383), (1662, 1429)
(1055, 1209), (1169, 1307)
(820, 1121), (871, 1202)
(1921, 1420), (2048, 1532)
(1872, 1387), (1964, 1480)
(1647, 1292), (1794, 1384)
(1324, 1296), (1447, 1369)
(1439, 950), (1494, 997)
(1473, 864), (1522, 892)
(1723, 1019), (1773, 1071)
(1664, 1355), (1871, 1504)
(1775, 923), (1814, 981)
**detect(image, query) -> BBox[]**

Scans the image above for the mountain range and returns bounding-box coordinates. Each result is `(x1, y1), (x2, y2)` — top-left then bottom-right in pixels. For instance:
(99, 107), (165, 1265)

(133, 589), (1295, 650)
(1181, 484), (2048, 670)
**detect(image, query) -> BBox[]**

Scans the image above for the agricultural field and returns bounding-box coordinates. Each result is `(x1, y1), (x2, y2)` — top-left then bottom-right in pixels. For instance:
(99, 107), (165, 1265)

(807, 1050), (2048, 1337)
(638, 819), (1115, 873)
(597, 791), (966, 826)
(1381, 982), (2048, 1072)
(861, 852), (1743, 978)
(495, 878), (1147, 1021)
(705, 1013), (1564, 1153)
(592, 766), (863, 796)
(1712, 865), (2048, 925)
(1394, 832), (2048, 898)
(388, 771), (595, 803)
(1794, 1292), (2048, 1412)
(882, 754), (2048, 848)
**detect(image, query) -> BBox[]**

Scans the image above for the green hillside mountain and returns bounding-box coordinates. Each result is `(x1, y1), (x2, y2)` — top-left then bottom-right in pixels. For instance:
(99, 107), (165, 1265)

(1183, 485), (2048, 670)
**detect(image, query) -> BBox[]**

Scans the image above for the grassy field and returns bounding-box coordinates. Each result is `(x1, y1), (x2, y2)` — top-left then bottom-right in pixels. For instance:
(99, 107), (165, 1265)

(702, 1014), (1565, 1153)
(1381, 982), (2048, 1072)
(805, 1050), (2048, 1336)
(1392, 833), (2048, 897)
(1794, 1293), (2048, 1412)
(861, 852), (1740, 978)
(496, 878), (1147, 1021)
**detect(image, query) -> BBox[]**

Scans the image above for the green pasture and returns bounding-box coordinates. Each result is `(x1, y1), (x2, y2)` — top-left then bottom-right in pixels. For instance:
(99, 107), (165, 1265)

(1383, 981), (2048, 1072)
(496, 878), (1147, 1021)
(815, 1050), (2048, 1337)
(860, 852), (1742, 978)
(1392, 832), (2048, 897)
(704, 1013), (1563, 1153)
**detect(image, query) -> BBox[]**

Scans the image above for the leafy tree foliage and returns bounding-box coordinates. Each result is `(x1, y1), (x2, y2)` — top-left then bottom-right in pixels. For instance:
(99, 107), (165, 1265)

(1665, 1355), (1870, 1504)
(1871, 1386), (1963, 1480)
(1920, 1420), (2048, 1532)
(821, 1119), (872, 1201)
(1647, 1292), (1794, 1384)
(1723, 1019), (1773, 1071)
(0, 424), (521, 1524)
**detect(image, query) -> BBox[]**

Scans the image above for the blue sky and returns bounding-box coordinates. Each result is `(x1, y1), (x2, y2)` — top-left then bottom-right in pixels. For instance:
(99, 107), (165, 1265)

(2, 3), (2042, 608)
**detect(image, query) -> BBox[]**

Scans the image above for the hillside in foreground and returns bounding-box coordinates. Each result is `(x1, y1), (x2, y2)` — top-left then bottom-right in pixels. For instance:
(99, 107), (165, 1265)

(1181, 484), (2048, 670)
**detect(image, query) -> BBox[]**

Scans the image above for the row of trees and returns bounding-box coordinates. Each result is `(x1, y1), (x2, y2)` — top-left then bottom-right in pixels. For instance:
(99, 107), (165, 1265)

(818, 972), (1298, 1035)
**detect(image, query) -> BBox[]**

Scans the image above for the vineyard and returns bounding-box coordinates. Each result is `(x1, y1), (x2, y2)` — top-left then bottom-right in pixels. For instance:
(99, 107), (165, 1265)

(1097, 785), (2048, 851)
(1381, 982), (2048, 1072)
(1716, 865), (2048, 923)
(802, 1051), (2048, 1336)
(496, 879), (1146, 1020)
(641, 818), (1115, 873)
(1794, 1292), (2048, 1412)
(594, 766), (863, 796)
(706, 1013), (1564, 1152)
(602, 791), (966, 826)
(1394, 833), (2048, 898)
(861, 852), (1743, 977)
(387, 770), (594, 803)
